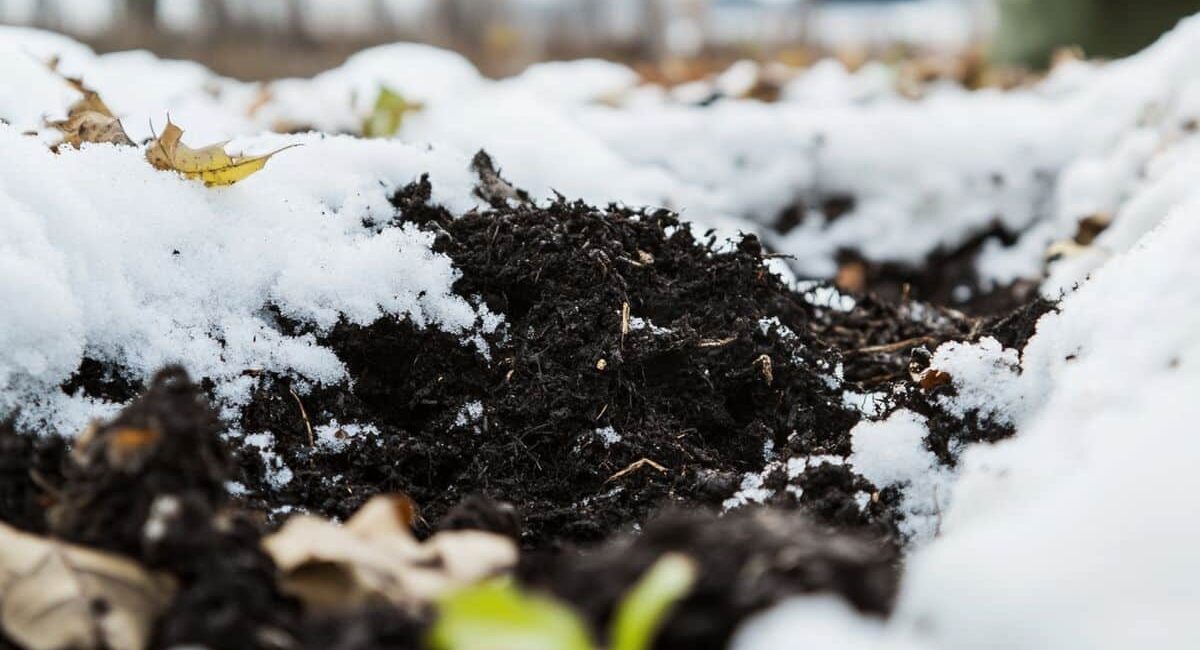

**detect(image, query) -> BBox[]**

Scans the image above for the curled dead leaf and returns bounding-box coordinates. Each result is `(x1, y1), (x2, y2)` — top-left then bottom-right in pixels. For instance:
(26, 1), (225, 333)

(45, 70), (133, 150)
(0, 522), (175, 650)
(146, 118), (297, 187)
(263, 495), (517, 613)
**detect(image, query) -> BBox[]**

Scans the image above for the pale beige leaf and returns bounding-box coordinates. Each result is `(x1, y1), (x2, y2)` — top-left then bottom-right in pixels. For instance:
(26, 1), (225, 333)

(45, 71), (133, 149)
(263, 495), (517, 613)
(0, 522), (175, 650)
(50, 111), (135, 149)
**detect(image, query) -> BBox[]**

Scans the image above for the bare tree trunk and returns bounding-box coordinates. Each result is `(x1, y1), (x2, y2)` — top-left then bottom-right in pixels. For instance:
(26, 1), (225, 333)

(32, 0), (60, 31)
(437, 0), (483, 52)
(579, 0), (605, 47)
(208, 0), (236, 36)
(369, 0), (395, 38)
(285, 0), (313, 44)
(640, 0), (666, 61)
(125, 0), (156, 26)
(796, 0), (816, 47)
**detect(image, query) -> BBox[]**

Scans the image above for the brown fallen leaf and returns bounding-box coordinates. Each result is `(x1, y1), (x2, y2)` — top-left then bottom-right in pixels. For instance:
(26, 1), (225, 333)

(918, 369), (953, 391)
(0, 521), (175, 650)
(46, 72), (134, 150)
(263, 495), (517, 613)
(146, 118), (297, 187)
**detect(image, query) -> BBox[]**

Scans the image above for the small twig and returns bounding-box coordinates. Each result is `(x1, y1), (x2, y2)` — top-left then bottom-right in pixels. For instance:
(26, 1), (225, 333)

(620, 301), (630, 347)
(698, 336), (738, 348)
(851, 336), (935, 355)
(605, 458), (668, 483)
(288, 387), (315, 447)
(28, 469), (62, 501)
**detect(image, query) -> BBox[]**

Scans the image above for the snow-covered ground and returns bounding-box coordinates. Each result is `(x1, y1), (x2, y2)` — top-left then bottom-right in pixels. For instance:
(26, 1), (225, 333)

(3, 11), (1200, 648)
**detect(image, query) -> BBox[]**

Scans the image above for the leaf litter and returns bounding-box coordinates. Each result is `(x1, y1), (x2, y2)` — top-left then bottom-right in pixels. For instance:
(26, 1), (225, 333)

(40, 62), (291, 186)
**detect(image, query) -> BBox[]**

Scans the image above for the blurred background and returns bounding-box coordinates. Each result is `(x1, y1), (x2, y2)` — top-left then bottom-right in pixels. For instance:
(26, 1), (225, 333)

(1, 0), (1198, 80)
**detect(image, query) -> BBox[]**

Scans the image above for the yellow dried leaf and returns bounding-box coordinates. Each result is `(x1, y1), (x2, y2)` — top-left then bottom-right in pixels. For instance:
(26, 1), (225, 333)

(263, 495), (517, 613)
(0, 521), (175, 650)
(146, 118), (296, 187)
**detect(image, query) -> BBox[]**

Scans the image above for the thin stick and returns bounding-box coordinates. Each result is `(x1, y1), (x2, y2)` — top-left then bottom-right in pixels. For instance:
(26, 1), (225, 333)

(289, 387), (315, 447)
(605, 458), (668, 483)
(851, 336), (935, 355)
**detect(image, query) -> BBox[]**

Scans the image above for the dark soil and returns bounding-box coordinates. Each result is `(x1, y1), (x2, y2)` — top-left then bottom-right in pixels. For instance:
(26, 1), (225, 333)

(0, 369), (896, 650)
(0, 421), (67, 534)
(1, 152), (1057, 650)
(48, 156), (1049, 551)
(831, 224), (1040, 316)
(230, 162), (895, 548)
(523, 507), (898, 650)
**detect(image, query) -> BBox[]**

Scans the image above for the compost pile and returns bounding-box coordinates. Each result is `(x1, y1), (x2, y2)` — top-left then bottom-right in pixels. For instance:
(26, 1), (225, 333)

(0, 155), (1038, 650)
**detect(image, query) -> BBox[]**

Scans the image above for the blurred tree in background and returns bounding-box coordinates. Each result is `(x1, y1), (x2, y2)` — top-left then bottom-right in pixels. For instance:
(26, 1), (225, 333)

(994, 0), (1200, 66)
(124, 0), (155, 26)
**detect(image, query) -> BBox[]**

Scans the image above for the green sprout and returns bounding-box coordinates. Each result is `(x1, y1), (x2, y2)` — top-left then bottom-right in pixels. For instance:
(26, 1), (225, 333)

(429, 554), (698, 650)
(363, 87), (424, 139)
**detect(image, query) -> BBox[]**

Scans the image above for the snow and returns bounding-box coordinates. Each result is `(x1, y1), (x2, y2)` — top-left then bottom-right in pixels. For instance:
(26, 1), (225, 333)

(5, 10), (1200, 647)
(732, 596), (924, 650)
(927, 337), (1023, 422)
(0, 124), (498, 435)
(737, 16), (1200, 650)
(850, 410), (952, 545)
(454, 401), (484, 428)
(241, 432), (294, 489)
(883, 187), (1200, 648)
(261, 43), (483, 135)
(315, 420), (379, 453)
(594, 426), (622, 448)
(498, 59), (640, 108)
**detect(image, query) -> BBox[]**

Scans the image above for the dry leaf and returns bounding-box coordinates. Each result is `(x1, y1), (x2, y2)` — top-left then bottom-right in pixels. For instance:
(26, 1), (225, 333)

(146, 118), (296, 187)
(0, 521), (175, 650)
(918, 369), (953, 391)
(46, 73), (133, 149)
(263, 495), (517, 613)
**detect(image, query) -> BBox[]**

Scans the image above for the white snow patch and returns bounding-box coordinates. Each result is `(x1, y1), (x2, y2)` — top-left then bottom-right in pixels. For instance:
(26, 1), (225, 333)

(733, 595), (927, 650)
(454, 400), (484, 428)
(929, 337), (1024, 423)
(314, 420), (379, 453)
(850, 410), (952, 545)
(242, 432), (294, 490)
(595, 425), (622, 448)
